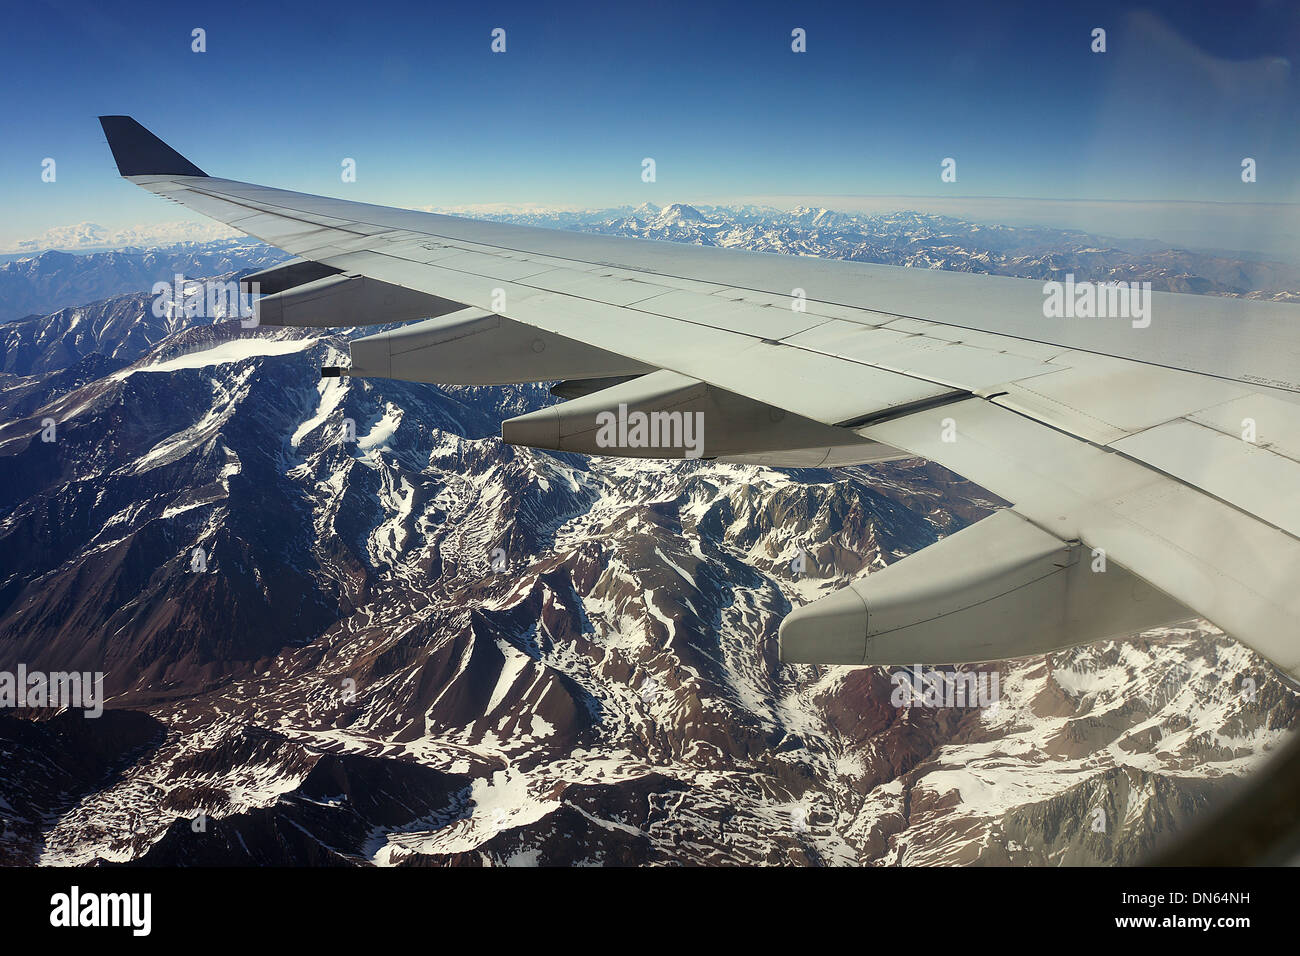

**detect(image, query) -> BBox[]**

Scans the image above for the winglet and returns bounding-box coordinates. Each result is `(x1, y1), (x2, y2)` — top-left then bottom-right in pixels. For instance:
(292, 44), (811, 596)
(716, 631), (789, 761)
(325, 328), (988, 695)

(98, 116), (207, 178)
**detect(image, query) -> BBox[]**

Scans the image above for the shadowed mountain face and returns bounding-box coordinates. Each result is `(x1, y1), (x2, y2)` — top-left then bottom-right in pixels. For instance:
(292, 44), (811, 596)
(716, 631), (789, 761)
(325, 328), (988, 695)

(0, 229), (1295, 867)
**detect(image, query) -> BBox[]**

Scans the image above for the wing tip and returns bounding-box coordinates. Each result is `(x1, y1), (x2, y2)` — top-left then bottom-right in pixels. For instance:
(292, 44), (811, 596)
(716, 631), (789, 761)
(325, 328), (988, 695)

(98, 115), (208, 178)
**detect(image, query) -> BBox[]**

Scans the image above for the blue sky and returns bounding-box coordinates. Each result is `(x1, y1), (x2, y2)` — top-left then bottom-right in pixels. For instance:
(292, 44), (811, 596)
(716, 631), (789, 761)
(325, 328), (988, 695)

(4, 0), (1300, 253)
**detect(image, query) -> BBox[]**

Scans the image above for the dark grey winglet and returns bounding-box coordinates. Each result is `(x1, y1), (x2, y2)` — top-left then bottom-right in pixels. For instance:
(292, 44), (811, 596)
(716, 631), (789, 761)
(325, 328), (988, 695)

(98, 116), (207, 178)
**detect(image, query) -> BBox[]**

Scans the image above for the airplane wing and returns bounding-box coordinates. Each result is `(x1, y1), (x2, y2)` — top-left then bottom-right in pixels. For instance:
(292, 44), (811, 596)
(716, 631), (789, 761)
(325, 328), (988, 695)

(98, 116), (1300, 676)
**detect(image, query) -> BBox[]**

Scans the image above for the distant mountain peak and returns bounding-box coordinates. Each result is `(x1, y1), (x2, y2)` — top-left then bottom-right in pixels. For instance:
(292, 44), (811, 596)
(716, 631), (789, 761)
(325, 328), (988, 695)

(658, 203), (706, 223)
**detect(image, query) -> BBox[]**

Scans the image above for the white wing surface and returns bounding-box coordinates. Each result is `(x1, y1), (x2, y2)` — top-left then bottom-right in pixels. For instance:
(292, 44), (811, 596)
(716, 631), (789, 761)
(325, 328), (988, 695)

(99, 116), (1300, 675)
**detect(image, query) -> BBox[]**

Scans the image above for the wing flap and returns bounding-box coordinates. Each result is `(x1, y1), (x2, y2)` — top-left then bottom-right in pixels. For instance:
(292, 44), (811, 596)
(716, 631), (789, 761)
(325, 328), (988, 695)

(784, 320), (1069, 392)
(991, 355), (1255, 445)
(859, 398), (1300, 676)
(1110, 418), (1300, 536)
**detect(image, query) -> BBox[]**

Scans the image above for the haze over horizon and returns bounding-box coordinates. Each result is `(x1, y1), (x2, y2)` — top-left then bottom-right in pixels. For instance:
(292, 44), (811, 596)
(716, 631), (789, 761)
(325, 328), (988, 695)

(9, 193), (1300, 265)
(4, 0), (1300, 258)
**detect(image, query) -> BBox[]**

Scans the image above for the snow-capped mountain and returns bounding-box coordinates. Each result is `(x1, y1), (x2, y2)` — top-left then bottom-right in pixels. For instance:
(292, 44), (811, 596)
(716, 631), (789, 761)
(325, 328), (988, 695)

(0, 216), (1296, 867)
(459, 204), (1300, 300)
